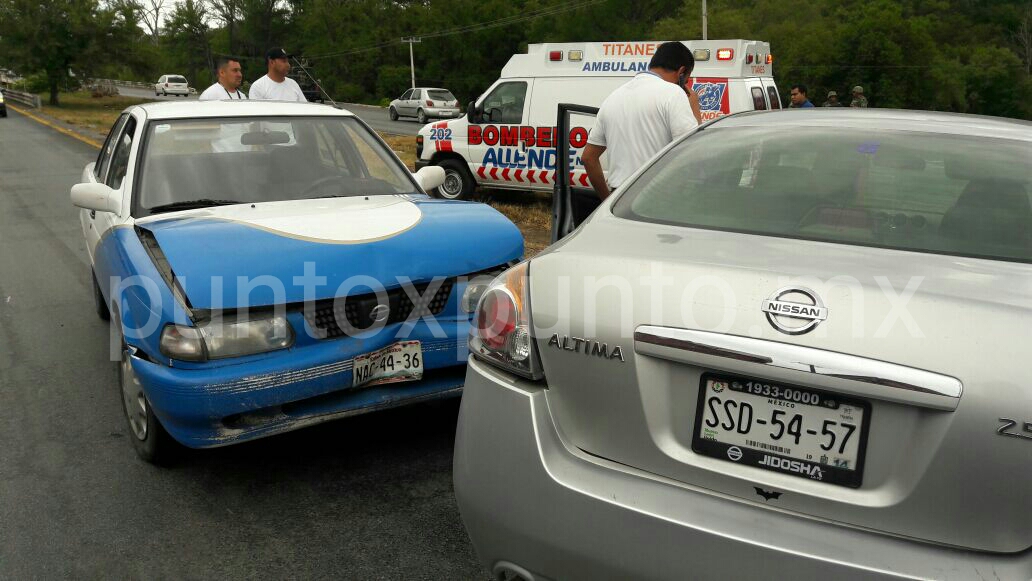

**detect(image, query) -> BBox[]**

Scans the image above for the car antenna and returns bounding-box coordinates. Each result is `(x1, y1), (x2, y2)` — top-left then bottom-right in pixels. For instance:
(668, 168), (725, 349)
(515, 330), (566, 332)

(290, 56), (338, 107)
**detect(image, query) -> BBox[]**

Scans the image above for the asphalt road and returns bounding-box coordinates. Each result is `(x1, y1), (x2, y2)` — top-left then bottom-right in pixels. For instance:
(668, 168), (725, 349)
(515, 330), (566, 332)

(0, 108), (484, 578)
(338, 103), (426, 136)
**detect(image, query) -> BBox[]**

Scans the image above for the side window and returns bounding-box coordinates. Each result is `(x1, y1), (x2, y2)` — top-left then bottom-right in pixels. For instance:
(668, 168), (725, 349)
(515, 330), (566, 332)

(412, 89), (422, 100)
(767, 86), (781, 109)
(751, 87), (767, 110)
(106, 117), (137, 190)
(96, 114), (129, 181)
(480, 81), (528, 124)
(400, 89), (413, 100)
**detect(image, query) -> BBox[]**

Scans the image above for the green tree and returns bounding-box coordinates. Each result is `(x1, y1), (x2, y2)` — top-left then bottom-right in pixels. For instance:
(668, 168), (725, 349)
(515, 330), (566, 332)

(0, 0), (102, 105)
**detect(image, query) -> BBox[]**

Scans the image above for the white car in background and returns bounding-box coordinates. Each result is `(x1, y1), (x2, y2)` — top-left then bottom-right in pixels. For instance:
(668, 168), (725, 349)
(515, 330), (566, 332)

(389, 87), (460, 124)
(154, 74), (190, 97)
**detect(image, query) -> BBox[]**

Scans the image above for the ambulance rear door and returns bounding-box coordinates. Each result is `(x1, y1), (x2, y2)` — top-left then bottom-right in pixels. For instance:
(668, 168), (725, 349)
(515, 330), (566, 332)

(467, 78), (534, 189)
(761, 78), (782, 109)
(526, 77), (626, 192)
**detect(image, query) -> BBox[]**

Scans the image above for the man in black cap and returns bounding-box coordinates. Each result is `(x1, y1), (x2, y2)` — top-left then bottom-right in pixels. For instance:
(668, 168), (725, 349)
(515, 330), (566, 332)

(249, 47), (307, 102)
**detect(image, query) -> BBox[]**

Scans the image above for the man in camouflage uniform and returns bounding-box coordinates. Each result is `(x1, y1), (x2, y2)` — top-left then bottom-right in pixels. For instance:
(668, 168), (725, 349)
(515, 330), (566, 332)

(850, 85), (869, 108)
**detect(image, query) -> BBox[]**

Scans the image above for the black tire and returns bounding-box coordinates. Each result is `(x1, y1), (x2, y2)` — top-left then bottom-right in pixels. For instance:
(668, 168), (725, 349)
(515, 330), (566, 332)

(113, 312), (179, 464)
(434, 159), (475, 200)
(389, 106), (399, 121)
(92, 270), (110, 321)
(417, 108), (427, 124)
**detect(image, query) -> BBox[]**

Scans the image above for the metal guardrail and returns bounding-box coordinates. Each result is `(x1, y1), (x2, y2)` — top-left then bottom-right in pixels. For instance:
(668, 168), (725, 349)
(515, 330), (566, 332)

(0, 84), (42, 108)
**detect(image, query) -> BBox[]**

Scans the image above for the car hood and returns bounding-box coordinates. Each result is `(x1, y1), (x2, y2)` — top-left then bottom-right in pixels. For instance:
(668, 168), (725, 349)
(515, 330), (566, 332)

(136, 196), (522, 310)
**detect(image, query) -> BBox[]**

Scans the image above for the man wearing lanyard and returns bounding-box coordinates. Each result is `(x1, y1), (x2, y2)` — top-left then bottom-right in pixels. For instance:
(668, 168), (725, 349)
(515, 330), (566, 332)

(582, 42), (702, 202)
(199, 57), (248, 101)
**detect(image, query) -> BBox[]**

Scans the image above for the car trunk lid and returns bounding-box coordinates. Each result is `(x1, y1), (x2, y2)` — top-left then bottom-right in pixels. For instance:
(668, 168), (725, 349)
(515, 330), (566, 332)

(530, 214), (1032, 552)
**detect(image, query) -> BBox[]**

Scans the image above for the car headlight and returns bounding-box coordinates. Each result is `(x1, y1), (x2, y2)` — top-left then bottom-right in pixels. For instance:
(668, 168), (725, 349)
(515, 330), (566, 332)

(468, 261), (543, 380)
(0, 93), (5, 104)
(160, 313), (294, 362)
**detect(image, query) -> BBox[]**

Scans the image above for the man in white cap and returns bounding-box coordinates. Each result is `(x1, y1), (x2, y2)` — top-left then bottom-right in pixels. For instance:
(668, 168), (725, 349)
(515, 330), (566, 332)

(850, 85), (868, 108)
(249, 47), (307, 102)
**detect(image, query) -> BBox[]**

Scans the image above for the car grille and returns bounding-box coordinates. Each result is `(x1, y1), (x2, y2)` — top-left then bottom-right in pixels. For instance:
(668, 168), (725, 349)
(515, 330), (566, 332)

(303, 279), (454, 339)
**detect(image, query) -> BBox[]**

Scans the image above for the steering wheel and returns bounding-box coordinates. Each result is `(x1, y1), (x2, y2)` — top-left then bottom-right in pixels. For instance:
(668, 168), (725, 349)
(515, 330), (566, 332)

(300, 175), (350, 197)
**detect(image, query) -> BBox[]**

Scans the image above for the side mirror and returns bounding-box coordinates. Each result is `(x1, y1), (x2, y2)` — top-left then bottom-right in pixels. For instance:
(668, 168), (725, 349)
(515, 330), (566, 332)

(71, 182), (121, 214)
(466, 100), (479, 123)
(413, 166), (446, 192)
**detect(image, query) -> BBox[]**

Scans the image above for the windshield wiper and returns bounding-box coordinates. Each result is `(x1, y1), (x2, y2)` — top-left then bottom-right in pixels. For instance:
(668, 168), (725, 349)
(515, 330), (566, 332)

(148, 199), (239, 215)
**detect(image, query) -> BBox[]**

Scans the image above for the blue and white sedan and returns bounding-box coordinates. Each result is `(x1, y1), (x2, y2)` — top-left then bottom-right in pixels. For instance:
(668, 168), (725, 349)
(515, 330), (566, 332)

(72, 101), (522, 463)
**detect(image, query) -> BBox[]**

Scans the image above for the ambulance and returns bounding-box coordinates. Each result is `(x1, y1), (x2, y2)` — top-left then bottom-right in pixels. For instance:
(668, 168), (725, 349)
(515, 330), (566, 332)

(414, 39), (780, 199)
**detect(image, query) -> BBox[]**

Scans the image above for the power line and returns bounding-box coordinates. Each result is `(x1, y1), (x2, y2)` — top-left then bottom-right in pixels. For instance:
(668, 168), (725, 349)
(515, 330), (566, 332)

(304, 0), (605, 61)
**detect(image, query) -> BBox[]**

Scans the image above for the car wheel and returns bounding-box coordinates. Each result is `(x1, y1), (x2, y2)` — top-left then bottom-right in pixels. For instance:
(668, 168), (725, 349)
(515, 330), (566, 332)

(114, 312), (178, 464)
(434, 159), (475, 200)
(92, 270), (110, 321)
(417, 108), (427, 124)
(389, 106), (399, 121)
(155, 91), (160, 96)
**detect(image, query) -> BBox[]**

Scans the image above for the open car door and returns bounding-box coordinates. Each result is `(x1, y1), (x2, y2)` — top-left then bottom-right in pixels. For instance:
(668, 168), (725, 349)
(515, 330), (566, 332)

(551, 103), (600, 243)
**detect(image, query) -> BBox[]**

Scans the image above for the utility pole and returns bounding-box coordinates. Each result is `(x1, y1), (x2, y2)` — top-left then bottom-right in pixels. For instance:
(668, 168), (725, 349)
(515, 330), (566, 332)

(401, 37), (421, 88)
(702, 0), (708, 40)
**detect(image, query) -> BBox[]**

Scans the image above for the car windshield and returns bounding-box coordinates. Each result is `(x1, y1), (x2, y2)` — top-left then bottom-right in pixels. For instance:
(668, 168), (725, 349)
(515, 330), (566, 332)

(613, 125), (1032, 263)
(427, 90), (455, 101)
(168, 76), (187, 84)
(136, 116), (417, 215)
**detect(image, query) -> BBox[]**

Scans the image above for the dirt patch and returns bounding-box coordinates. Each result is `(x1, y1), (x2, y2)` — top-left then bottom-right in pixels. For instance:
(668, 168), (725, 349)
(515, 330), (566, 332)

(40, 92), (150, 139)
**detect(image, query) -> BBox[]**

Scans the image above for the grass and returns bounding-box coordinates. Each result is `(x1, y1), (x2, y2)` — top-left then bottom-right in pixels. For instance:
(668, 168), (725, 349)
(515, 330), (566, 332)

(30, 92), (554, 256)
(39, 92), (150, 139)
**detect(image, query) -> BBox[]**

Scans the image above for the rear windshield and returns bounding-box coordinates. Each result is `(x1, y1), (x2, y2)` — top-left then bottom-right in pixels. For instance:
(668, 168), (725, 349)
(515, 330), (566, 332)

(168, 76), (187, 84)
(427, 90), (455, 101)
(613, 126), (1032, 263)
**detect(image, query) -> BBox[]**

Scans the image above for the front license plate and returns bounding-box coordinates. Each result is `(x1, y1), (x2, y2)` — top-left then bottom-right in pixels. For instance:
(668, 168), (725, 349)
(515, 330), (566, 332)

(691, 373), (871, 488)
(352, 341), (423, 388)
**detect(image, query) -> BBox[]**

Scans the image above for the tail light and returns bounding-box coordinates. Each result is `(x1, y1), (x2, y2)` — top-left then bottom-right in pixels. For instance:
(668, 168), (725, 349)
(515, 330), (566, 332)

(416, 134), (424, 158)
(426, 100), (433, 107)
(164, 82), (169, 87)
(469, 261), (543, 380)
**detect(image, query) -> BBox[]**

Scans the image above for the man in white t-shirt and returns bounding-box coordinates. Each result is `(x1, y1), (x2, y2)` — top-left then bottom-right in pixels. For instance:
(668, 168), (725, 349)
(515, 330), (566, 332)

(582, 42), (703, 201)
(198, 57), (248, 101)
(248, 47), (307, 102)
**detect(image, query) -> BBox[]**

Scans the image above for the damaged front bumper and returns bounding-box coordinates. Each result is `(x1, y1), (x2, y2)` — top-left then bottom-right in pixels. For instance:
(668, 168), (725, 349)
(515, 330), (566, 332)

(132, 315), (470, 448)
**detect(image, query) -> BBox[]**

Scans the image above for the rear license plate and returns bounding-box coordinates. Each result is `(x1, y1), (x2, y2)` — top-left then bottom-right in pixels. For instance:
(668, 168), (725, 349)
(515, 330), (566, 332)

(691, 373), (871, 488)
(352, 340), (423, 388)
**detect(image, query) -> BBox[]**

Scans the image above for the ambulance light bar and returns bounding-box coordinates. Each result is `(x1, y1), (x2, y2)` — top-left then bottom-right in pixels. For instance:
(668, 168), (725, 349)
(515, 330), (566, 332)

(568, 50), (583, 62)
(549, 51), (563, 61)
(746, 54), (753, 64)
(767, 54), (774, 64)
(693, 49), (711, 62)
(716, 48), (734, 61)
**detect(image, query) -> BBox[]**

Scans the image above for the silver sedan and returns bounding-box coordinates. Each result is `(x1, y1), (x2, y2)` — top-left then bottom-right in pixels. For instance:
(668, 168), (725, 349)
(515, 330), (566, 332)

(388, 87), (460, 124)
(456, 109), (1032, 580)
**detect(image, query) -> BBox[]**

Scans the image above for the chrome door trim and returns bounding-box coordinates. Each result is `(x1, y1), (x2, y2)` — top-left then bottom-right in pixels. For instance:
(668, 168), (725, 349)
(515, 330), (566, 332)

(634, 326), (962, 411)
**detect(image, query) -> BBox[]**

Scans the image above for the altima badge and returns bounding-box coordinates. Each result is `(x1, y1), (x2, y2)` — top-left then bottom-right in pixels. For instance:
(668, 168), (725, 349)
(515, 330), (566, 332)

(761, 286), (828, 335)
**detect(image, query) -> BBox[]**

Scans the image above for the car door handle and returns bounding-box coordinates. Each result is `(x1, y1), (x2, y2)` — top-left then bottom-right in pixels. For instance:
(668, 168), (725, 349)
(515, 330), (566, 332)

(89, 210), (96, 219)
(634, 326), (962, 411)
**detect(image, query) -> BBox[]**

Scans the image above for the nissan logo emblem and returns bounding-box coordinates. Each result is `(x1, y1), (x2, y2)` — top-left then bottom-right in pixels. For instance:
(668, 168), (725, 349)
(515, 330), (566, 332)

(370, 304), (390, 323)
(761, 286), (828, 335)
